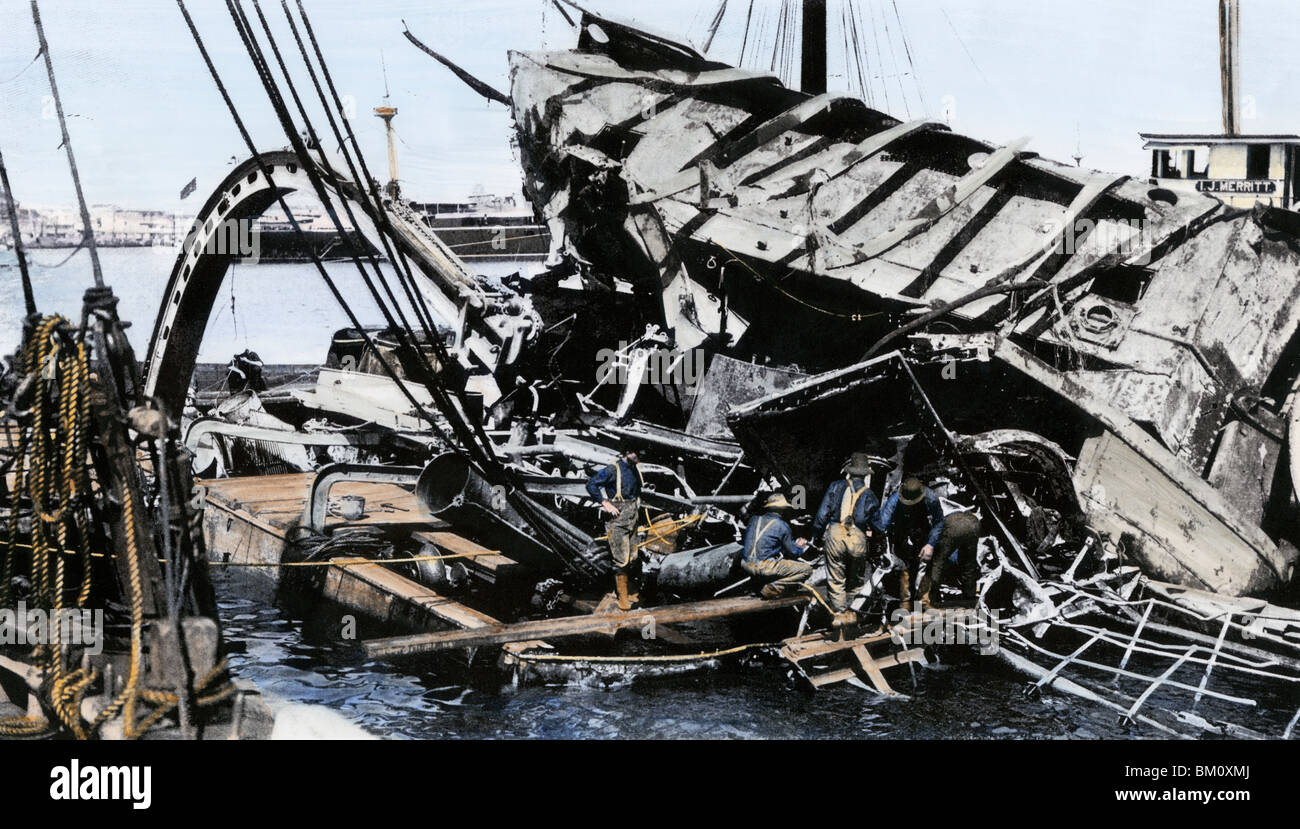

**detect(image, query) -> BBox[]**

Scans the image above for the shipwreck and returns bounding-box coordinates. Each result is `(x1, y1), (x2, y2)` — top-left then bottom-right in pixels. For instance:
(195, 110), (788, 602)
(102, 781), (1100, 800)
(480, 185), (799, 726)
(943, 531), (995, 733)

(8, 0), (1290, 737)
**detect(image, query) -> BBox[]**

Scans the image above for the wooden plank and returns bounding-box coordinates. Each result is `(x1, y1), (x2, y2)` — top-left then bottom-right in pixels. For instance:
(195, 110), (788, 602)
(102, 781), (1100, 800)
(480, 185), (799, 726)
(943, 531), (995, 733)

(361, 594), (807, 658)
(995, 339), (1293, 595)
(803, 651), (924, 688)
(323, 560), (500, 631)
(411, 530), (522, 581)
(203, 473), (433, 535)
(871, 649), (926, 671)
(570, 596), (699, 645)
(851, 643), (896, 694)
(1075, 431), (1276, 595)
(853, 138), (1029, 260)
(781, 630), (896, 661)
(809, 667), (856, 687)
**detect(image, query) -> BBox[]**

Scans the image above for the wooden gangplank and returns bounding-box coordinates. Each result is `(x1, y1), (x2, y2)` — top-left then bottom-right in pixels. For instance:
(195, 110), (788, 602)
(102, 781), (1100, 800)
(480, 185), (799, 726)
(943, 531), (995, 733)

(361, 594), (808, 659)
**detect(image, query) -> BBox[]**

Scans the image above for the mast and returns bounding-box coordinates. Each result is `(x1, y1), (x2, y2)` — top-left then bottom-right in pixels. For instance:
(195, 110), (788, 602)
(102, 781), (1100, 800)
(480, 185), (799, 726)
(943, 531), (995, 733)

(1219, 0), (1240, 136)
(800, 0), (827, 95)
(375, 105), (399, 199)
(0, 147), (37, 316)
(375, 50), (399, 198)
(31, 0), (104, 289)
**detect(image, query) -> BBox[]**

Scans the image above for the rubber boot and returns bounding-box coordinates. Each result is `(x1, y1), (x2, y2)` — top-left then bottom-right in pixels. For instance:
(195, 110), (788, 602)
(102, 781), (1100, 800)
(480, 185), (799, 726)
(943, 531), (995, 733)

(959, 559), (979, 607)
(899, 567), (912, 613)
(917, 564), (934, 610)
(626, 570), (640, 608)
(831, 610), (858, 629)
(614, 571), (632, 612)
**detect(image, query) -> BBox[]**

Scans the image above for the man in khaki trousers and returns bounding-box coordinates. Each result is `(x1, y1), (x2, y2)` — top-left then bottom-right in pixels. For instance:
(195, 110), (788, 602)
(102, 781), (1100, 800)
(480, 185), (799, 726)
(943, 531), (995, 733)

(586, 445), (644, 610)
(811, 452), (880, 626)
(740, 493), (813, 598)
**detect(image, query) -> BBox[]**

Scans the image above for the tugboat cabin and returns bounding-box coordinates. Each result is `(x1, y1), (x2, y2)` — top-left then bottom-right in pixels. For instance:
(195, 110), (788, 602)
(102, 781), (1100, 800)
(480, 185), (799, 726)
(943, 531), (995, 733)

(1140, 133), (1300, 210)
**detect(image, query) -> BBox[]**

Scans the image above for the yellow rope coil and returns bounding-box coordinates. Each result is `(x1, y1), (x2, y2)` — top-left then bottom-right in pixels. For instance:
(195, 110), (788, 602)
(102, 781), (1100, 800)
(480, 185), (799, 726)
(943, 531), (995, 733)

(2, 315), (98, 738)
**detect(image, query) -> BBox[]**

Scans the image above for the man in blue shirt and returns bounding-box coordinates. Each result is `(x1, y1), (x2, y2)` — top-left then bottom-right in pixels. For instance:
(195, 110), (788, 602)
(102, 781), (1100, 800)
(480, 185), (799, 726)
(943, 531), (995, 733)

(811, 452), (880, 620)
(586, 445), (644, 610)
(873, 477), (944, 612)
(741, 493), (812, 598)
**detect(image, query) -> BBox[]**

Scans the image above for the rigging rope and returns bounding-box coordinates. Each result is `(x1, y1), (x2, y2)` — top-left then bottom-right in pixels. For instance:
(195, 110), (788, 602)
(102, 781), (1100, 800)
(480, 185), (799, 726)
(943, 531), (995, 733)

(174, 0), (448, 451)
(234, 0), (428, 367)
(703, 0), (728, 54)
(0, 49), (42, 85)
(865, 0), (891, 114)
(286, 0), (509, 480)
(891, 0), (927, 114)
(280, 0), (444, 350)
(737, 0), (754, 66)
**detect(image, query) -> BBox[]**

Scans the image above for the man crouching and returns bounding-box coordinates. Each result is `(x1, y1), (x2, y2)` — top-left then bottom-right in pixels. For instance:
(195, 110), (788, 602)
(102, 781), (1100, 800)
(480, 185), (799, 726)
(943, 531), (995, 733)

(741, 493), (813, 598)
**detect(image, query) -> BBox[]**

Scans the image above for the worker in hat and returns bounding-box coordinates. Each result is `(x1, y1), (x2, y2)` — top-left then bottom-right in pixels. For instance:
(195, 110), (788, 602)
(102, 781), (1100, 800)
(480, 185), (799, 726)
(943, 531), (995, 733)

(586, 445), (644, 610)
(918, 510), (982, 609)
(811, 452), (880, 625)
(873, 477), (944, 613)
(740, 492), (813, 598)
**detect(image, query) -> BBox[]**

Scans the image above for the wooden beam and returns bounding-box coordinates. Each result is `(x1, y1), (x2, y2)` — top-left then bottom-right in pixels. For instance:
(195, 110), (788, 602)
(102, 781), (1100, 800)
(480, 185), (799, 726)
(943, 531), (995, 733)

(324, 560), (500, 632)
(852, 138), (1028, 261)
(851, 643), (896, 695)
(361, 594), (806, 658)
(632, 93), (853, 204)
(411, 530), (523, 583)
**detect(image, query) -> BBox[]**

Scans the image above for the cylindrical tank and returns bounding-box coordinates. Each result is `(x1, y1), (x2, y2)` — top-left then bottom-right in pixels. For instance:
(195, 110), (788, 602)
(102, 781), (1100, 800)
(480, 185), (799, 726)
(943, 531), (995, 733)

(414, 452), (593, 571)
(654, 543), (742, 596)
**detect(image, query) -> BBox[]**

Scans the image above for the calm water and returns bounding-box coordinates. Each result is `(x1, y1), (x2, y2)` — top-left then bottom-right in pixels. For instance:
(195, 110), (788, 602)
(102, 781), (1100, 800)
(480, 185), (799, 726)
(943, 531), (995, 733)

(0, 246), (534, 362)
(216, 589), (1142, 740)
(214, 584), (1300, 740)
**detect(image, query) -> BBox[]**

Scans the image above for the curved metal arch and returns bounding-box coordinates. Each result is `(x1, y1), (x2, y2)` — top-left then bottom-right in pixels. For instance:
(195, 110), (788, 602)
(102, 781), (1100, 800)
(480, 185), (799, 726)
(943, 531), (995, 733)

(143, 150), (540, 419)
(143, 150), (315, 416)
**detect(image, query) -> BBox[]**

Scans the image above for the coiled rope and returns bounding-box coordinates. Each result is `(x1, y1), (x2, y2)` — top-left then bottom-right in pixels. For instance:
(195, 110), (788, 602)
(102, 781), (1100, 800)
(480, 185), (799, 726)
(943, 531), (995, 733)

(1, 316), (231, 739)
(2, 315), (96, 737)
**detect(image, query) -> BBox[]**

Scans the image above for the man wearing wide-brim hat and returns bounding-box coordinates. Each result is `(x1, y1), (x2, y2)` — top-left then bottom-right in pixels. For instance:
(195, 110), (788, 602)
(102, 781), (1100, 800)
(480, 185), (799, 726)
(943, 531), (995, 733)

(740, 492), (813, 598)
(811, 452), (881, 623)
(586, 443), (645, 610)
(873, 477), (944, 613)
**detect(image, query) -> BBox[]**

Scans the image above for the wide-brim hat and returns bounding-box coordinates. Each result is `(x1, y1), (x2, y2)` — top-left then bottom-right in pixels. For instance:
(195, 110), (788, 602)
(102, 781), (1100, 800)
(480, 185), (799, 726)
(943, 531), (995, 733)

(763, 493), (794, 510)
(842, 451), (872, 477)
(899, 477), (926, 505)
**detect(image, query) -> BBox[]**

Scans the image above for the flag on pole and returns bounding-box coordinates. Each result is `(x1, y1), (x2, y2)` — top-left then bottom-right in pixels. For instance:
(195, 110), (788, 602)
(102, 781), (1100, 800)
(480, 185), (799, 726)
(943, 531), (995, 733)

(179, 177), (197, 200)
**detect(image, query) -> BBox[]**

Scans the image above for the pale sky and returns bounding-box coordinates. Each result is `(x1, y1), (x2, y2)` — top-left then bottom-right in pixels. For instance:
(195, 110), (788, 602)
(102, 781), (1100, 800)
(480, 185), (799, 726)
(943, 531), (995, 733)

(2, 0), (1299, 215)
